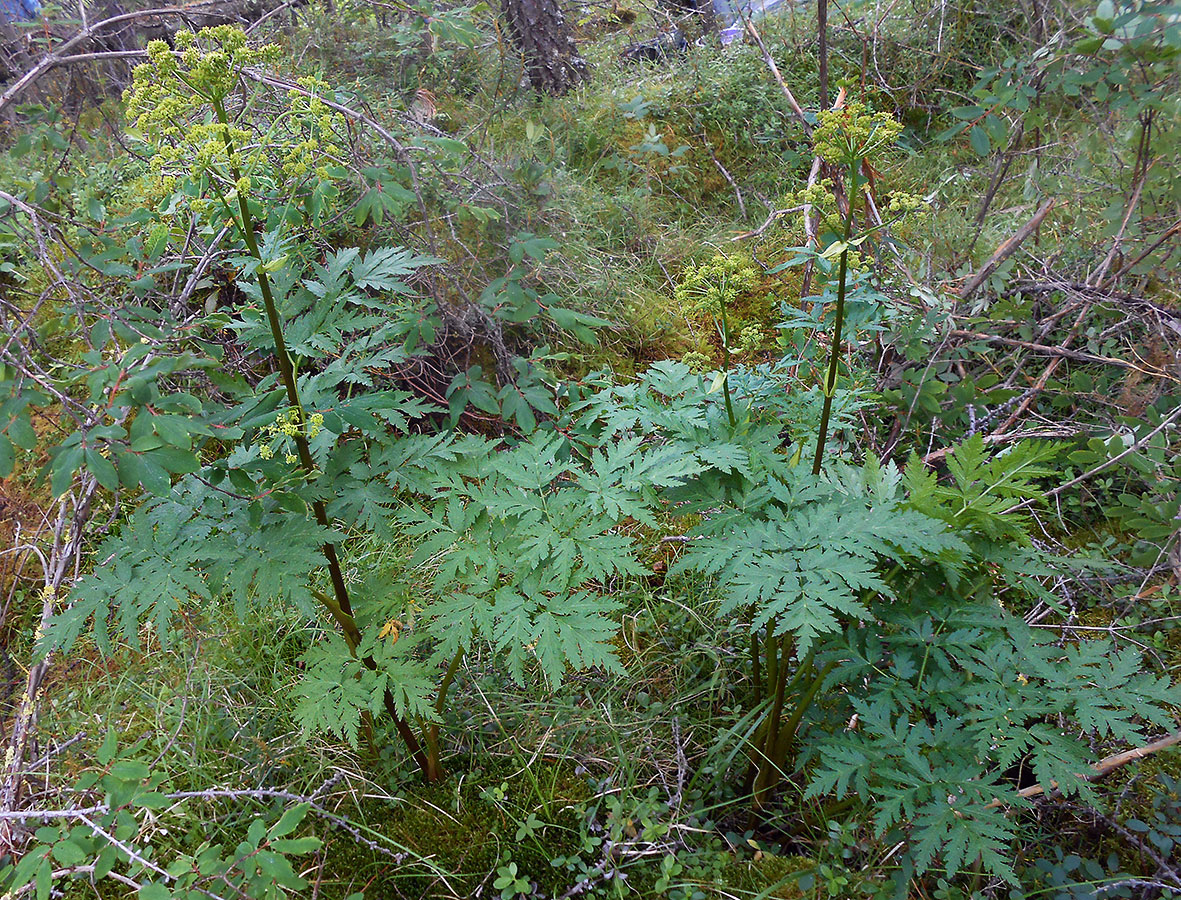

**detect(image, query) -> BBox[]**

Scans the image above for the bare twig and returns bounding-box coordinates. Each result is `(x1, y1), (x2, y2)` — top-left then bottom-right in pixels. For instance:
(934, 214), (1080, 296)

(1102, 216), (1181, 289)
(739, 19), (811, 133)
(989, 731), (1181, 809)
(1001, 403), (1181, 515)
(700, 133), (746, 218)
(1090, 113), (1154, 287)
(0, 3), (278, 115)
(730, 205), (803, 242)
(959, 198), (1058, 299)
(947, 329), (1171, 378)
(921, 427), (1083, 465)
(0, 479), (100, 853)
(991, 298), (1092, 434)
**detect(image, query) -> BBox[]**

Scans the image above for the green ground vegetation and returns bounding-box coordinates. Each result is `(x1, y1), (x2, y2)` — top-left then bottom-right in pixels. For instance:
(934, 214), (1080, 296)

(0, 0), (1179, 898)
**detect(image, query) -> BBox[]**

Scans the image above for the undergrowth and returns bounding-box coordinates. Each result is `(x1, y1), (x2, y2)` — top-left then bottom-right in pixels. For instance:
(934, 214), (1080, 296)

(1, 0), (1179, 898)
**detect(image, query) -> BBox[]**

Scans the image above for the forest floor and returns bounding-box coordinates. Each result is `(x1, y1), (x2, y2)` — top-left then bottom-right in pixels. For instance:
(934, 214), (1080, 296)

(0, 0), (1179, 898)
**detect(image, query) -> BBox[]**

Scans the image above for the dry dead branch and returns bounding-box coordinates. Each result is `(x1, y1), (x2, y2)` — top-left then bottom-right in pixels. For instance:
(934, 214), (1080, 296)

(960, 198), (1058, 299)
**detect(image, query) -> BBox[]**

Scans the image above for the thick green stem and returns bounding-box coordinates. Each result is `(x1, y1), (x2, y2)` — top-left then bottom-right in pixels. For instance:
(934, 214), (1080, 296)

(749, 651), (833, 814)
(425, 645), (466, 782)
(764, 628), (778, 701)
(811, 158), (859, 476)
(212, 97), (347, 614)
(750, 632), (762, 708)
(770, 659), (835, 773)
(742, 628), (776, 796)
(212, 99), (432, 780)
(310, 590), (431, 776)
(719, 300), (737, 428)
(752, 636), (792, 808)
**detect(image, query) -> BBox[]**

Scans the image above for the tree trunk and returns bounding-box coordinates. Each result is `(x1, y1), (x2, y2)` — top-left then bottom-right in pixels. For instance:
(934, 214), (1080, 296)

(501, 0), (586, 95)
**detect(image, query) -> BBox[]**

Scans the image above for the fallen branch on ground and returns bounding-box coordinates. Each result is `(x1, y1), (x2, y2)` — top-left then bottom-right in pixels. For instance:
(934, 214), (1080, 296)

(988, 730), (1181, 809)
(921, 427), (1083, 464)
(959, 198), (1058, 299)
(949, 328), (1173, 378)
(0, 1), (299, 116)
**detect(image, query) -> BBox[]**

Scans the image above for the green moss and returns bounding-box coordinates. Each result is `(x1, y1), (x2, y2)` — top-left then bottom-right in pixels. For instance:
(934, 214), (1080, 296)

(314, 757), (592, 898)
(707, 852), (813, 898)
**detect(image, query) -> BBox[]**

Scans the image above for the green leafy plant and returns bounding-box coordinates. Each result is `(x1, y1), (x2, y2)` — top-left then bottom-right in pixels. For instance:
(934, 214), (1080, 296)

(575, 103), (1181, 887)
(4, 26), (647, 793)
(0, 736), (327, 900)
(4, 19), (1179, 899)
(5, 26), (607, 791)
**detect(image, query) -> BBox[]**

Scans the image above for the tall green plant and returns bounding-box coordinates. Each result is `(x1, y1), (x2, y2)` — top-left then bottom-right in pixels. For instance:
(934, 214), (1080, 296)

(117, 26), (442, 775)
(581, 357), (1179, 887)
(14, 27), (649, 788)
(801, 102), (905, 473)
(705, 102), (920, 807)
(605, 105), (1181, 886)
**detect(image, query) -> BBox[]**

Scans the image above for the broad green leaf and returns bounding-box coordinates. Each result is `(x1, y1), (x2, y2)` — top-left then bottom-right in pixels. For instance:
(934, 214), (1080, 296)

(267, 803), (310, 839)
(108, 759), (150, 782)
(84, 448), (119, 492)
(51, 838), (87, 867)
(969, 125), (991, 156)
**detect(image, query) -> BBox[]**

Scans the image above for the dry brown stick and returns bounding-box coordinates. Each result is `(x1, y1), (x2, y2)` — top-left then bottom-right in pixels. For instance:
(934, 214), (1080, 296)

(800, 156), (823, 267)
(1091, 174), (1147, 287)
(817, 0), (828, 108)
(700, 132), (746, 219)
(740, 19), (812, 133)
(973, 121), (1023, 228)
(1001, 402), (1181, 515)
(959, 198), (1058, 299)
(1101, 216), (1181, 289)
(0, 482), (99, 854)
(730, 205), (804, 242)
(920, 427), (1083, 465)
(948, 329), (1169, 377)
(988, 731), (1181, 809)
(0, 3), (263, 115)
(1091, 121), (1153, 287)
(997, 353), (1064, 431)
(991, 298), (1092, 434)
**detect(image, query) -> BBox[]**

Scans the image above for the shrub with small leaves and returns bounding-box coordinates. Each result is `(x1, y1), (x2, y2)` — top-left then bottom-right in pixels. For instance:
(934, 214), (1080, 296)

(0, 736), (325, 900)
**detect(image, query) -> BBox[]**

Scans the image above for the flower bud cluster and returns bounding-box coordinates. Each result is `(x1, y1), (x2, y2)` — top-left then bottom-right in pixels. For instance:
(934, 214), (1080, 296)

(253, 409), (325, 463)
(812, 101), (903, 166)
(281, 76), (347, 180)
(674, 252), (759, 318)
(885, 191), (923, 215)
(122, 26), (344, 221)
(125, 28), (280, 138)
(787, 178), (844, 238)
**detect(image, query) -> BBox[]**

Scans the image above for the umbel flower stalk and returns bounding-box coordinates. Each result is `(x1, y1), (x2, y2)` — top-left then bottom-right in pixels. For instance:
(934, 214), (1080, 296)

(125, 26), (436, 780)
(746, 102), (907, 812)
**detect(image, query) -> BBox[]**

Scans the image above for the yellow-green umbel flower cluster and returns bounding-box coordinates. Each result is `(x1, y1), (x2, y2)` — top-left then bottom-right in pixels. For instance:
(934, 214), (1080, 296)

(681, 350), (712, 374)
(281, 76), (347, 180)
(123, 27), (286, 206)
(127, 26), (281, 109)
(254, 409), (325, 464)
(737, 323), (765, 355)
(811, 101), (903, 167)
(674, 252), (759, 318)
(125, 27), (281, 137)
(788, 177), (844, 238)
(885, 190), (924, 215)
